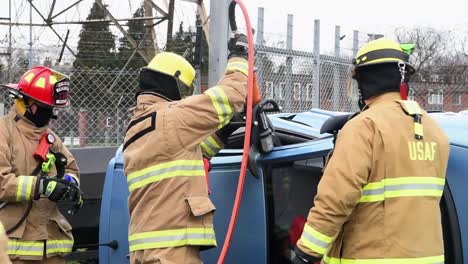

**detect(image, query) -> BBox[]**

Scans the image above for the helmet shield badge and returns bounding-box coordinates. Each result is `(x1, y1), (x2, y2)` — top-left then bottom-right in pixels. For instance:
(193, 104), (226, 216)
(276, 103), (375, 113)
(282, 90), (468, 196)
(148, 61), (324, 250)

(53, 78), (70, 107)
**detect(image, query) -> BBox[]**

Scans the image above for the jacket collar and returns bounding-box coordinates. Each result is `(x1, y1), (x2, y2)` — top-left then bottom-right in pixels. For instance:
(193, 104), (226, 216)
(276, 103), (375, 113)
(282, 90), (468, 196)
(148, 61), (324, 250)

(137, 94), (170, 106)
(365, 92), (402, 108)
(8, 105), (48, 140)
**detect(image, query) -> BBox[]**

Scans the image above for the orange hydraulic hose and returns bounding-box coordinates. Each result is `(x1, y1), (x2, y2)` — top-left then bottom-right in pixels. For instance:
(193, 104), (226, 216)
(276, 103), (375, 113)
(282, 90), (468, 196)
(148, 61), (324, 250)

(217, 0), (255, 263)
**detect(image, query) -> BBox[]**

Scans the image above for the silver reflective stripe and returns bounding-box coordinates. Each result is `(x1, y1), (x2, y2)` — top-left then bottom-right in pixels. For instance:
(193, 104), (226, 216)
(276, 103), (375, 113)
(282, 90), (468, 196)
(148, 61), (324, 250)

(201, 137), (221, 157)
(385, 183), (444, 192)
(362, 183), (444, 196)
(127, 164), (204, 186)
(46, 241), (73, 254)
(20, 179), (29, 200)
(210, 88), (230, 126)
(226, 62), (249, 75)
(362, 188), (384, 196)
(301, 231), (329, 249)
(129, 233), (216, 247)
(8, 241), (43, 256)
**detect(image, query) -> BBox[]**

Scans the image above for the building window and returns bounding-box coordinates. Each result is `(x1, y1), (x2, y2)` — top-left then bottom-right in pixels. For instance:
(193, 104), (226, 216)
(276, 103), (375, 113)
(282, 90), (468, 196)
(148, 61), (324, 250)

(293, 83), (301, 100)
(265, 82), (274, 98)
(453, 93), (461, 105)
(428, 89), (443, 105)
(305, 84), (313, 101)
(276, 82), (284, 99)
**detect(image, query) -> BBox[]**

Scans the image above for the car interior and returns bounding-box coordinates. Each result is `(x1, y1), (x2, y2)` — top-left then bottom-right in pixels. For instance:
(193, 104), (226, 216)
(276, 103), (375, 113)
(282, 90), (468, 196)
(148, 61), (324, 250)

(264, 157), (324, 264)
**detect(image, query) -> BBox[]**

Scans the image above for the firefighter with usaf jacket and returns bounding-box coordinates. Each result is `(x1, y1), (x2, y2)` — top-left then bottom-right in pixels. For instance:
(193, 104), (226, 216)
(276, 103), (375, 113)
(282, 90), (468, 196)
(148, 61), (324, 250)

(0, 66), (83, 264)
(123, 34), (250, 263)
(293, 38), (450, 264)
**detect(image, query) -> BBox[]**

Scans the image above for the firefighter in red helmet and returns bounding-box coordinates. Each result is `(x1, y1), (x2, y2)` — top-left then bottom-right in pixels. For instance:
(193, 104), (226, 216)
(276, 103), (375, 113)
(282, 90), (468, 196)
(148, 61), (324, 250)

(0, 66), (82, 264)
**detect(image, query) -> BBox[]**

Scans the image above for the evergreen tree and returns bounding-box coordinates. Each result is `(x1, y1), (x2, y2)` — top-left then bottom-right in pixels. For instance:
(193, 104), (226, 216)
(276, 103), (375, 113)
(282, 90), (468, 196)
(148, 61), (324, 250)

(117, 6), (147, 69)
(166, 22), (194, 58)
(74, 2), (116, 68)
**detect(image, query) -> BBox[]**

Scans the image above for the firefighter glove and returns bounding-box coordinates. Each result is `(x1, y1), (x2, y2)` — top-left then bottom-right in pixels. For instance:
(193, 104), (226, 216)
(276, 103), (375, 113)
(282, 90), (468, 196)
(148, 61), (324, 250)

(35, 177), (71, 202)
(67, 183), (83, 204)
(292, 245), (322, 264)
(216, 112), (243, 143)
(228, 33), (248, 59)
(67, 183), (83, 215)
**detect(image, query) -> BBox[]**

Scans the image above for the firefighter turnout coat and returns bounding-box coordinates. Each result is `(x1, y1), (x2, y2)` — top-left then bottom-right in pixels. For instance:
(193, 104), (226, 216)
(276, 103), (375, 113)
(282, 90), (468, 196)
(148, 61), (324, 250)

(296, 92), (450, 264)
(0, 222), (12, 264)
(0, 106), (80, 261)
(123, 58), (248, 253)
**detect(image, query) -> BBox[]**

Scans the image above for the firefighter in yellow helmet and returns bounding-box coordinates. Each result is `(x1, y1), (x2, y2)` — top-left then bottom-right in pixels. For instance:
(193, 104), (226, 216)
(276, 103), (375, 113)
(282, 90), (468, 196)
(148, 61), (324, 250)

(293, 38), (450, 263)
(0, 66), (82, 264)
(123, 35), (249, 263)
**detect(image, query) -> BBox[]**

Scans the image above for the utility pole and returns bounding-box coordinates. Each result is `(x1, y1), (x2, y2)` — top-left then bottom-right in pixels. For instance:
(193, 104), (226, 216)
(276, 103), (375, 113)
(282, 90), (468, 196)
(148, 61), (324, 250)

(144, 0), (158, 58)
(166, 0), (175, 45)
(208, 0), (229, 87)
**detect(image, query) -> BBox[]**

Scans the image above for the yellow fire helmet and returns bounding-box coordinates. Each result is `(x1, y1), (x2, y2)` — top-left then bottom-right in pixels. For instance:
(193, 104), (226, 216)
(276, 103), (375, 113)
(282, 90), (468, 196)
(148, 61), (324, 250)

(145, 52), (196, 98)
(353, 37), (415, 74)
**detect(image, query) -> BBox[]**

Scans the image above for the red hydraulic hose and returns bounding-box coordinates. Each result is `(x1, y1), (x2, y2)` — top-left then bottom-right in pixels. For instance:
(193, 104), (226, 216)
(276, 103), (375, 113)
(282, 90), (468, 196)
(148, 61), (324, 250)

(217, 0), (254, 263)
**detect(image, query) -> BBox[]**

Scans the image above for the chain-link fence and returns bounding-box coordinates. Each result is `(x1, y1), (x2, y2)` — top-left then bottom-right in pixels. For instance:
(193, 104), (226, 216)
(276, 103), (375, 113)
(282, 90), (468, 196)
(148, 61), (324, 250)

(255, 45), (358, 113)
(1, 45), (467, 148)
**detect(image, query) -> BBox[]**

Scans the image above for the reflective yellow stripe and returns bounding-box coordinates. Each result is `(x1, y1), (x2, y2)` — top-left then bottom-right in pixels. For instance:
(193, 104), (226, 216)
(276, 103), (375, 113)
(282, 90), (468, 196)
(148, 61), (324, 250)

(129, 228), (217, 252)
(127, 160), (205, 192)
(360, 177), (445, 203)
(226, 61), (249, 76)
(324, 254), (444, 264)
(201, 141), (215, 157)
(414, 122), (424, 137)
(201, 136), (222, 158)
(46, 240), (74, 255)
(16, 176), (35, 202)
(298, 224), (333, 255)
(205, 86), (233, 129)
(8, 240), (43, 257)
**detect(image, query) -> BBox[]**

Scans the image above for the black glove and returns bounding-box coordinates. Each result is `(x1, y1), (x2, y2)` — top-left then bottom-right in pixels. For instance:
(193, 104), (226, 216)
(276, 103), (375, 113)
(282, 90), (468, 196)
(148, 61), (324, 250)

(35, 177), (71, 202)
(216, 112), (243, 143)
(228, 33), (248, 59)
(292, 246), (322, 264)
(66, 183), (83, 215)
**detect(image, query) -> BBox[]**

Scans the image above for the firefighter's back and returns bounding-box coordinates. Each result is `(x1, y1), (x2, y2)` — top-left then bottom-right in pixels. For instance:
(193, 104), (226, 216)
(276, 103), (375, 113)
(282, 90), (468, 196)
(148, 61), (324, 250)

(341, 92), (449, 259)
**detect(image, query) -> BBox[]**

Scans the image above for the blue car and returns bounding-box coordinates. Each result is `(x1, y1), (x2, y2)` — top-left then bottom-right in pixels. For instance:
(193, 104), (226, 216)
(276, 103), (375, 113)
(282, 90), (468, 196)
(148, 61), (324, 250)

(99, 107), (468, 264)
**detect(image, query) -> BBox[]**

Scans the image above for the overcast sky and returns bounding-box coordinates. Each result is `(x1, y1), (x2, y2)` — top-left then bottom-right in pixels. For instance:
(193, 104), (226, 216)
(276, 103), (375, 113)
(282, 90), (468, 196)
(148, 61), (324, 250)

(0, 0), (467, 63)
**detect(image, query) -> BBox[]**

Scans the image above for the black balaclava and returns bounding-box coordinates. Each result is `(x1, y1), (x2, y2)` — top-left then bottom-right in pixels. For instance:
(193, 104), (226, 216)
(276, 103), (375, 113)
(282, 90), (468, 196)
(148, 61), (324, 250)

(23, 100), (54, 127)
(137, 68), (181, 101)
(355, 63), (402, 101)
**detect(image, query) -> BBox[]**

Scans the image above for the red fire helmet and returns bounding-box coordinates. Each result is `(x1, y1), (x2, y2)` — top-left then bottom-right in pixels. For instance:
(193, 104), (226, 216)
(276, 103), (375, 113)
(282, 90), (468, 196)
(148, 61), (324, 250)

(1, 66), (70, 108)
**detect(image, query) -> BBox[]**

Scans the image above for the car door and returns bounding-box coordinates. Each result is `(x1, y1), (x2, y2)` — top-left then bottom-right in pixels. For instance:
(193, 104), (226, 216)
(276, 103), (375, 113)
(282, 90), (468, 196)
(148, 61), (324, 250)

(200, 152), (269, 264)
(260, 138), (333, 264)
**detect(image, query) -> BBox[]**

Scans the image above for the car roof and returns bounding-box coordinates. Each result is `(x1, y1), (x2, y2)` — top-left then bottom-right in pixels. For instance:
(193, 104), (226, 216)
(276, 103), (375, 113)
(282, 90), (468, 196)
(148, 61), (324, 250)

(270, 108), (468, 148)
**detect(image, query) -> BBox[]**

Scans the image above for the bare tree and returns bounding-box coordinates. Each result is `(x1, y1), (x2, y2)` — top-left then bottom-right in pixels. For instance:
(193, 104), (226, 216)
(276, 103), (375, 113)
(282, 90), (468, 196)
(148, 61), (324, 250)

(395, 27), (453, 82)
